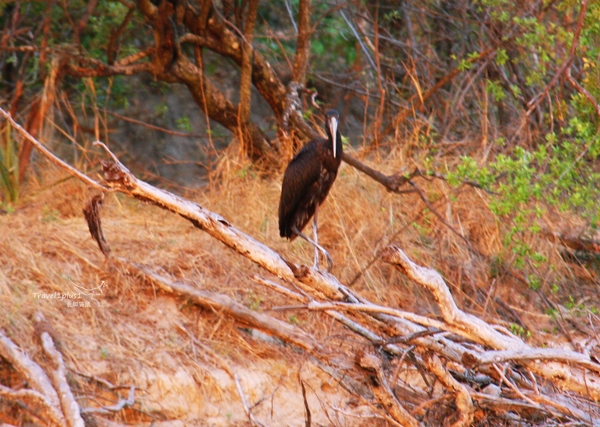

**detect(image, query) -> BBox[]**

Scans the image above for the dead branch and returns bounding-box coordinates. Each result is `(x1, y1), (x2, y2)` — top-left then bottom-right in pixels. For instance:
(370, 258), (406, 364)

(0, 384), (65, 426)
(0, 331), (66, 425)
(471, 348), (600, 374)
(0, 322), (140, 426)
(235, 374), (267, 427)
(383, 245), (600, 403)
(341, 152), (413, 193)
(37, 313), (85, 427)
(299, 378), (311, 427)
(343, 152), (493, 199)
(526, 391), (592, 422)
(94, 141), (343, 300)
(491, 363), (540, 407)
(306, 301), (474, 341)
(357, 353), (420, 427)
(112, 258), (319, 352)
(83, 193), (111, 257)
(5, 113), (600, 423)
(0, 331), (62, 412)
(255, 277), (410, 355)
(0, 108), (108, 191)
(382, 246), (525, 350)
(422, 353), (474, 427)
(80, 386), (135, 415)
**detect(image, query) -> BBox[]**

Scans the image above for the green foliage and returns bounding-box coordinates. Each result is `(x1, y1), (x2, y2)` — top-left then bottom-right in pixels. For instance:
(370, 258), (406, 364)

(509, 323), (531, 339)
(563, 295), (598, 316)
(257, 0), (357, 67)
(155, 103), (169, 118)
(486, 80), (506, 102)
(311, 19), (358, 67)
(452, 54), (473, 71)
(341, 135), (351, 148)
(448, 1), (600, 276)
(246, 292), (263, 311)
(176, 116), (193, 133)
(60, 2), (144, 111)
(495, 48), (509, 66)
(450, 124), (599, 269)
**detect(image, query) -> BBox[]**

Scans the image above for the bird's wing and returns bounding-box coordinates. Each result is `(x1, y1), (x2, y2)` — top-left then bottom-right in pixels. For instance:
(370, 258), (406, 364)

(278, 140), (323, 237)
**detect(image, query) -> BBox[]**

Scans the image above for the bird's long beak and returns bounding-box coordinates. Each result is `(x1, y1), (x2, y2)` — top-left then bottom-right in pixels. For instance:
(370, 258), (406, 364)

(329, 116), (338, 158)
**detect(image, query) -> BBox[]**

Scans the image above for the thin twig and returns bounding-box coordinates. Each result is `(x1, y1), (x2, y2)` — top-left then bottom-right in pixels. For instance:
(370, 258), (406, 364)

(526, 0), (589, 115)
(105, 110), (210, 139)
(566, 67), (600, 118)
(339, 9), (377, 71)
(80, 386), (135, 414)
(0, 108), (109, 191)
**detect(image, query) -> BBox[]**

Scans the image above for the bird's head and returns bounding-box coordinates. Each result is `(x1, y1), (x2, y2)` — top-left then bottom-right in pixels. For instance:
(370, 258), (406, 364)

(325, 109), (340, 158)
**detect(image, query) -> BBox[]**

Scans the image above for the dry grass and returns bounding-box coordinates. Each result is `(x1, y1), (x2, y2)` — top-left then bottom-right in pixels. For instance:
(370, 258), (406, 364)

(0, 142), (598, 425)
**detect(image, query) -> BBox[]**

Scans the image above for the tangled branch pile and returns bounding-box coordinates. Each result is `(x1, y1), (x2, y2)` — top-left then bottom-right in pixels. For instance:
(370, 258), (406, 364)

(1, 111), (599, 426)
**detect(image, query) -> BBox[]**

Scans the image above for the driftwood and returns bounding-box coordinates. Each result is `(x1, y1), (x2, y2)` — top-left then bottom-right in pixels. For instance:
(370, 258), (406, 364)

(93, 142), (600, 423)
(0, 317), (140, 427)
(0, 331), (62, 412)
(2, 108), (600, 425)
(0, 316), (84, 427)
(113, 258), (319, 352)
(37, 316), (85, 427)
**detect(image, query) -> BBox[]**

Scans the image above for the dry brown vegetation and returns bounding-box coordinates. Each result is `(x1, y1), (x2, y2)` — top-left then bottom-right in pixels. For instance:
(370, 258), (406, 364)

(2, 1), (600, 424)
(0, 118), (599, 425)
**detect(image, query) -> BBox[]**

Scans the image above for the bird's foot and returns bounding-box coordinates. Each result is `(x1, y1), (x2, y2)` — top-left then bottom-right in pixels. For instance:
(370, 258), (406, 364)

(314, 247), (334, 272)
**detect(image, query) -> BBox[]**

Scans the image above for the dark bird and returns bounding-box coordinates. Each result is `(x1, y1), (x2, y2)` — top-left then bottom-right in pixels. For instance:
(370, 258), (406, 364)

(279, 109), (343, 270)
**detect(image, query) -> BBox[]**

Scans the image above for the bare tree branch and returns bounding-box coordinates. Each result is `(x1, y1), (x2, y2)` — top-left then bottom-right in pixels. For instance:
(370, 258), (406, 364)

(112, 258), (319, 352)
(566, 66), (600, 118)
(6, 113), (600, 422)
(358, 353), (420, 427)
(37, 313), (85, 427)
(423, 352), (474, 427)
(0, 331), (63, 421)
(0, 108), (108, 191)
(0, 384), (65, 426)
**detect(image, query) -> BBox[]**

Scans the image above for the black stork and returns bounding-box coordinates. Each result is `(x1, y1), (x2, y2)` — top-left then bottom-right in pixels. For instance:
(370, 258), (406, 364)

(278, 109), (343, 270)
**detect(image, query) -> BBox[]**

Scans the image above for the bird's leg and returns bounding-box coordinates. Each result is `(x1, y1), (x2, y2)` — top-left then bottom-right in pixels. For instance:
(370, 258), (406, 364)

(313, 208), (319, 268)
(292, 225), (333, 271)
